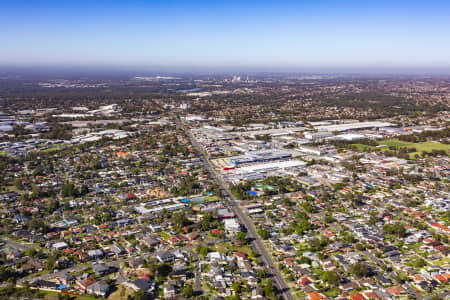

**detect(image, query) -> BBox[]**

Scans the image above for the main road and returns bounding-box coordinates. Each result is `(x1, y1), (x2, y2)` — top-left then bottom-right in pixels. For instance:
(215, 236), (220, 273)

(176, 116), (294, 300)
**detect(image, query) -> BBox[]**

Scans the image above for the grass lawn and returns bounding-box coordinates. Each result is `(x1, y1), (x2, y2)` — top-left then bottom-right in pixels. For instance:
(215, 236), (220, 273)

(40, 148), (59, 153)
(378, 139), (450, 158)
(406, 243), (422, 250)
(378, 139), (415, 148)
(201, 281), (213, 296)
(2, 288), (98, 300)
(433, 257), (450, 266)
(108, 285), (135, 300)
(38, 290), (98, 300)
(24, 269), (50, 278)
(350, 139), (449, 159)
(295, 291), (306, 300)
(204, 195), (220, 202)
(158, 231), (171, 240)
(352, 143), (385, 151)
(213, 242), (233, 253)
(323, 287), (340, 298)
(213, 241), (252, 255)
(3, 185), (20, 193)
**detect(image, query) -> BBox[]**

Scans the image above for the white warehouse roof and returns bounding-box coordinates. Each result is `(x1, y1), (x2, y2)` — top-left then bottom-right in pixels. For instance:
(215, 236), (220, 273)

(315, 121), (395, 132)
(233, 159), (306, 174)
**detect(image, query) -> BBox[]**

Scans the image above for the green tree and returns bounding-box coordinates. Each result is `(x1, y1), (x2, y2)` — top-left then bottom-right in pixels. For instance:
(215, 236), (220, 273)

(350, 262), (369, 278)
(355, 243), (365, 251)
(31, 184), (41, 199)
(198, 213), (213, 231)
(383, 222), (406, 238)
(262, 279), (276, 298)
(173, 211), (190, 232)
(28, 217), (48, 233)
(257, 268), (267, 279)
(182, 284), (194, 298)
(322, 271), (340, 287)
(258, 229), (270, 240)
(78, 184), (89, 196)
(368, 211), (378, 225)
(46, 254), (57, 271)
(199, 246), (209, 258)
(61, 182), (76, 197)
(236, 232), (247, 244)
(231, 281), (241, 294)
(13, 178), (23, 190)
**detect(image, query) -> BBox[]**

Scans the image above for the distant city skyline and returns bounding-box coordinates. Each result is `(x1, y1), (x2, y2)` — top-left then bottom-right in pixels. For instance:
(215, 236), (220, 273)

(1, 0), (450, 72)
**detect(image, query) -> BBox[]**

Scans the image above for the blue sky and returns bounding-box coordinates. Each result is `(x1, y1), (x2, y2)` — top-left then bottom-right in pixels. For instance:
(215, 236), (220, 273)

(1, 0), (450, 71)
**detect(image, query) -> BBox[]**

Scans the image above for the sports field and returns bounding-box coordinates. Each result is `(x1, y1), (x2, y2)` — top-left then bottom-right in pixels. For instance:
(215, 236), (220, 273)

(378, 139), (450, 158)
(349, 139), (449, 159)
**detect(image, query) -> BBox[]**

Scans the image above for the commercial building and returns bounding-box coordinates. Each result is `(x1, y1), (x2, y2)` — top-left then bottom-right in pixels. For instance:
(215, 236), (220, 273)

(314, 121), (395, 132)
(224, 219), (242, 235)
(229, 150), (292, 165)
(298, 146), (323, 156)
(304, 131), (334, 141)
(334, 133), (366, 141)
(226, 159), (307, 184)
(233, 160), (306, 174)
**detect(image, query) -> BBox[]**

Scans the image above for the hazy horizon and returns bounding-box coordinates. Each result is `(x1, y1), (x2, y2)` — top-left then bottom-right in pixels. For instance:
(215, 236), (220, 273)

(1, 64), (450, 78)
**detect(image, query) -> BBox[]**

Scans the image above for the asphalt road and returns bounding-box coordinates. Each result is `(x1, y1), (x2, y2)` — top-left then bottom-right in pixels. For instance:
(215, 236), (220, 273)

(18, 240), (208, 294)
(186, 249), (203, 295)
(177, 117), (294, 300)
(2, 238), (36, 252)
(361, 251), (430, 300)
(17, 257), (128, 284)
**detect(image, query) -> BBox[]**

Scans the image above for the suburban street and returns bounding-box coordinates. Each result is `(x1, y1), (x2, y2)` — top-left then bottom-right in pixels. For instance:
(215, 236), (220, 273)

(15, 238), (208, 295)
(184, 248), (203, 296)
(177, 116), (294, 300)
(2, 238), (35, 252)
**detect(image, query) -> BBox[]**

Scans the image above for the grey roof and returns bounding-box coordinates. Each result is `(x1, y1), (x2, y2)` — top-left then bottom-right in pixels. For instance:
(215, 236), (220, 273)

(129, 257), (145, 268)
(157, 250), (175, 260)
(132, 278), (154, 292)
(111, 244), (125, 254)
(59, 273), (74, 280)
(374, 289), (390, 298)
(92, 263), (110, 274)
(87, 280), (109, 294)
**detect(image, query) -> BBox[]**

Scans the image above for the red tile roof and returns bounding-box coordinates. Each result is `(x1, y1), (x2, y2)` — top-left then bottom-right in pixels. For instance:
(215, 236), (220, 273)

(309, 292), (328, 300)
(350, 293), (365, 300)
(364, 292), (379, 299)
(386, 286), (403, 296)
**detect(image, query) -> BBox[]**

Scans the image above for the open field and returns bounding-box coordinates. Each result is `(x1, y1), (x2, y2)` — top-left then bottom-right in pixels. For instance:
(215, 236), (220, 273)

(349, 139), (449, 159)
(204, 195), (220, 202)
(213, 241), (252, 255)
(378, 139), (450, 158)
(379, 139), (449, 151)
(40, 147), (59, 153)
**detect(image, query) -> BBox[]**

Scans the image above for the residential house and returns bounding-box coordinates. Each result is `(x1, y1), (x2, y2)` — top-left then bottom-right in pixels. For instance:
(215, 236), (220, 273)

(156, 251), (175, 263)
(86, 280), (110, 298)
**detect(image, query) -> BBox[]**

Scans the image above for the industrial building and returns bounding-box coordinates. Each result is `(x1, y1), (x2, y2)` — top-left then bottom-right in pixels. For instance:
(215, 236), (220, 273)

(314, 121), (395, 132)
(334, 133), (366, 141)
(304, 131), (334, 141)
(229, 150), (292, 165)
(225, 159), (307, 184)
